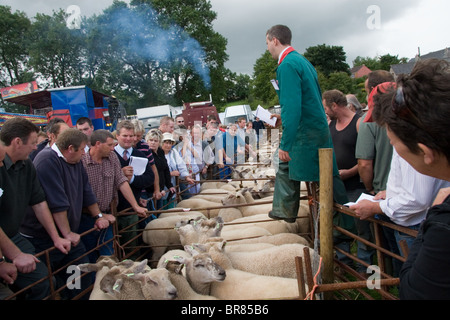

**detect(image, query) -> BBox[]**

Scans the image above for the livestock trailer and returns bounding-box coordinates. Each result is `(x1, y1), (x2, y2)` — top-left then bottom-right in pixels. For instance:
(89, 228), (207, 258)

(3, 85), (126, 131)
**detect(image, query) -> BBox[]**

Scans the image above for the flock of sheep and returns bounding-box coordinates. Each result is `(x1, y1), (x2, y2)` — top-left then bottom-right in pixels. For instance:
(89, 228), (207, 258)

(77, 144), (321, 300)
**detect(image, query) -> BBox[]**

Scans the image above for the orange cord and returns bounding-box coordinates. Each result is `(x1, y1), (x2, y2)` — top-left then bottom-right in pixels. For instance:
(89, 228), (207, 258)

(304, 256), (323, 300)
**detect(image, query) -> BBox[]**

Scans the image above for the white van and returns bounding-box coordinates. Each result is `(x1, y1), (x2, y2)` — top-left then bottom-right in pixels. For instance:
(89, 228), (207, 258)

(223, 104), (254, 125)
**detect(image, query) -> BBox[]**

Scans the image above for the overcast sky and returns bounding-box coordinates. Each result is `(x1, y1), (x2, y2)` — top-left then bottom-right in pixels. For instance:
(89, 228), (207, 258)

(3, 0), (450, 75)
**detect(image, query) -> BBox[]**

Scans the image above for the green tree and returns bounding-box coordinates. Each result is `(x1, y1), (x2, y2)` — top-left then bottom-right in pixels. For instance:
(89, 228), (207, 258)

(28, 10), (84, 88)
(353, 54), (408, 71)
(252, 50), (278, 104)
(133, 0), (229, 105)
(303, 44), (350, 76)
(0, 6), (33, 87)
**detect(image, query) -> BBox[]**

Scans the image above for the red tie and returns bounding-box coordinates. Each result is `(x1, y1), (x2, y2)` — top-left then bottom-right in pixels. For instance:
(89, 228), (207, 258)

(123, 150), (128, 161)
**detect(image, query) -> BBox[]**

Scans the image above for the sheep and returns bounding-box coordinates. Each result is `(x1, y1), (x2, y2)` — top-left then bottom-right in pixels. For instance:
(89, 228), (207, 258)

(227, 188), (311, 234)
(100, 261), (178, 300)
(217, 207), (243, 222)
(200, 181), (228, 191)
(224, 213), (299, 235)
(220, 225), (272, 241)
(177, 216), (310, 247)
(221, 189), (272, 217)
(169, 246), (227, 296)
(190, 191), (231, 203)
(223, 242), (317, 279)
(191, 241), (305, 300)
(228, 233), (310, 247)
(157, 208), (206, 219)
(163, 260), (219, 300)
(87, 266), (116, 300)
(142, 212), (206, 266)
(176, 217), (223, 246)
(176, 198), (222, 217)
(78, 257), (167, 300)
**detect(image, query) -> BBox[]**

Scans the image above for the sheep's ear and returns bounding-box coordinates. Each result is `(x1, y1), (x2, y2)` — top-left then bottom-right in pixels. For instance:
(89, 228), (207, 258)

(127, 259), (148, 274)
(176, 224), (194, 236)
(184, 244), (203, 256)
(77, 263), (98, 273)
(118, 259), (134, 268)
(171, 255), (187, 265)
(164, 260), (184, 274)
(100, 274), (120, 295)
(218, 240), (227, 251)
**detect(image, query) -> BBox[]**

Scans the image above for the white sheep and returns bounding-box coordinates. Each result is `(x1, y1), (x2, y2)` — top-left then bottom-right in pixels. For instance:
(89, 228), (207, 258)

(228, 233), (310, 247)
(163, 260), (219, 300)
(220, 225), (272, 241)
(100, 261), (178, 300)
(224, 242), (317, 279)
(176, 198), (223, 217)
(217, 207), (243, 222)
(170, 246), (227, 297)
(142, 212), (206, 266)
(191, 241), (305, 300)
(176, 217), (223, 246)
(78, 257), (175, 300)
(221, 190), (272, 217)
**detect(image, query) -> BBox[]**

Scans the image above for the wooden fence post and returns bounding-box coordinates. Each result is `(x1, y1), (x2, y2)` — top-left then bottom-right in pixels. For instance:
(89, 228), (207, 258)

(319, 148), (334, 296)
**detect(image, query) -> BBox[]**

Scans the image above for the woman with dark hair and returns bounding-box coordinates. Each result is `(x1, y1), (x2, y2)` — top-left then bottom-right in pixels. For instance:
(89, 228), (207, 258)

(372, 58), (450, 300)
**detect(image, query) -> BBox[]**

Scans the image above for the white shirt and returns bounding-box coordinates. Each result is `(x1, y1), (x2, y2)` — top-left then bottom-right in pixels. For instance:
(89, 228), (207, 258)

(379, 149), (450, 226)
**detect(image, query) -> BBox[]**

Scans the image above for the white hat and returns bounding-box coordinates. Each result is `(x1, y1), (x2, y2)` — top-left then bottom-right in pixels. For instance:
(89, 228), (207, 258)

(162, 132), (175, 143)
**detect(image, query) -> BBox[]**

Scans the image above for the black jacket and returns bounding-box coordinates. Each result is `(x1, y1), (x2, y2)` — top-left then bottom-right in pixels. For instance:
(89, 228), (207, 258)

(400, 195), (450, 299)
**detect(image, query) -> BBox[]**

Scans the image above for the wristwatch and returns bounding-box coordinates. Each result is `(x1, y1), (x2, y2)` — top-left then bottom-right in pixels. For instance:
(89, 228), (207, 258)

(94, 213), (103, 220)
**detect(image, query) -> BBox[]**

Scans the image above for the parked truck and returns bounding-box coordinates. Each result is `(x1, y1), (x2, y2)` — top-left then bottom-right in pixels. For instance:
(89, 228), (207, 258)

(2, 85), (126, 131)
(136, 105), (177, 131)
(181, 95), (220, 128)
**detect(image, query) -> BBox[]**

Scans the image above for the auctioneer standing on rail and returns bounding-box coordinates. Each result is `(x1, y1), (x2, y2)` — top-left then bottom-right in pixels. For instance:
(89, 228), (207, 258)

(265, 25), (352, 238)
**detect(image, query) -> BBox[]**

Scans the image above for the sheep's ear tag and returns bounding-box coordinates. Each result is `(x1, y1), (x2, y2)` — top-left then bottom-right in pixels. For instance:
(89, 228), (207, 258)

(113, 284), (120, 292)
(126, 273), (135, 277)
(215, 223), (220, 230)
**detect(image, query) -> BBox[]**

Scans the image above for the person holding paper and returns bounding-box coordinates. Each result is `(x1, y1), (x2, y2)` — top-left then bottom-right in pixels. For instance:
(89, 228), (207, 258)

(265, 24), (351, 236)
(350, 82), (450, 274)
(113, 120), (154, 256)
(365, 58), (450, 299)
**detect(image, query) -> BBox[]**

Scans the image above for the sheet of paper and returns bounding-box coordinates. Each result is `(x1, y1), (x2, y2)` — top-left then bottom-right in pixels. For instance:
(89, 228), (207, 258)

(344, 193), (382, 207)
(270, 79), (279, 90)
(129, 156), (148, 176)
(255, 105), (277, 127)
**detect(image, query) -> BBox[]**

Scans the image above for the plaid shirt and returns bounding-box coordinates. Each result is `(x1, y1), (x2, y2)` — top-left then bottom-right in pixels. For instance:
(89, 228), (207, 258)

(81, 151), (128, 212)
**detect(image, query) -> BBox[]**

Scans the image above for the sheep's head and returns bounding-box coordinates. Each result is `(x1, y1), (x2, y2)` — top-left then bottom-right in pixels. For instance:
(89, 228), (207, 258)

(137, 268), (178, 300)
(77, 255), (120, 273)
(193, 240), (232, 270)
(180, 245), (226, 283)
(176, 217), (223, 246)
(221, 191), (246, 206)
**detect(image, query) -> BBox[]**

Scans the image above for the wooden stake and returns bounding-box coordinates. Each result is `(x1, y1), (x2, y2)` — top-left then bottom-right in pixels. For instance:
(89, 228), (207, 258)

(319, 148), (334, 298)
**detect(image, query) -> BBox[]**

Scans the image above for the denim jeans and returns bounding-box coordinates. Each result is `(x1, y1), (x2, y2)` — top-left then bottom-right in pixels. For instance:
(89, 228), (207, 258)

(394, 224), (420, 257)
(78, 214), (115, 263)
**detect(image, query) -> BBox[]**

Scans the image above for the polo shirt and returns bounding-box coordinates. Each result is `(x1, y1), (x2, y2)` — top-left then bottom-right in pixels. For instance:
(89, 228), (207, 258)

(0, 154), (46, 238)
